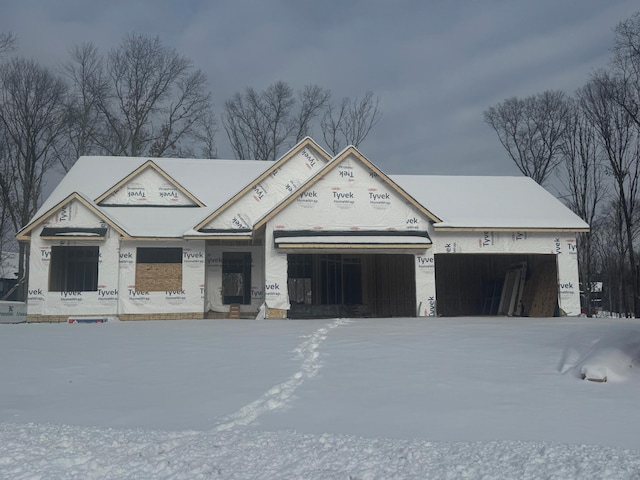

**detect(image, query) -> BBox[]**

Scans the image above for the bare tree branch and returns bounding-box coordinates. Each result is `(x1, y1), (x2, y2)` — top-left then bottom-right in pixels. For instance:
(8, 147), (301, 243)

(0, 58), (68, 299)
(223, 81), (306, 160)
(64, 34), (215, 160)
(484, 90), (570, 185)
(321, 92), (381, 155)
(580, 71), (640, 316)
(0, 33), (16, 58)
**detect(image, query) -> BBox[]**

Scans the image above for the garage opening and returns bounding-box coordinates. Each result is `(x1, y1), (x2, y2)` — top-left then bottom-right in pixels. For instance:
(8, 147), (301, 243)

(434, 254), (558, 317)
(287, 253), (416, 318)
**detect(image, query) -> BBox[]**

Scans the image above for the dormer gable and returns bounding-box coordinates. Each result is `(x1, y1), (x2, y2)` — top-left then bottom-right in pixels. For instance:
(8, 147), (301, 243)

(16, 192), (128, 241)
(95, 160), (204, 207)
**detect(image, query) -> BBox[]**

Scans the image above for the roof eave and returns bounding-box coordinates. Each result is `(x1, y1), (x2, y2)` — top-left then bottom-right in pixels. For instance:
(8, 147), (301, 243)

(433, 226), (590, 233)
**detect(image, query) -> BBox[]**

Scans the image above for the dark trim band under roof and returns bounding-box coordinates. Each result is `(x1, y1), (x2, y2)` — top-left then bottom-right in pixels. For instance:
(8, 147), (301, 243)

(273, 230), (431, 240)
(198, 228), (253, 234)
(40, 227), (108, 237)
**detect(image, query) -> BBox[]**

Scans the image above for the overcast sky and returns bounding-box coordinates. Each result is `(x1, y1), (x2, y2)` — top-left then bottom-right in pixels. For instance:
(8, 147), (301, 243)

(2, 1), (639, 178)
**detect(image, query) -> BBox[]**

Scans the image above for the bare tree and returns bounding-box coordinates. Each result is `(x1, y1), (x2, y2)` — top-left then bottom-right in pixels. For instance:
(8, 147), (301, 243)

(580, 72), (640, 316)
(59, 43), (108, 170)
(321, 91), (382, 155)
(64, 34), (215, 160)
(292, 85), (331, 143)
(592, 198), (640, 313)
(558, 97), (607, 315)
(191, 112), (219, 159)
(0, 33), (16, 57)
(0, 33), (17, 257)
(484, 90), (570, 185)
(222, 82), (381, 160)
(0, 58), (68, 300)
(222, 81), (330, 160)
(610, 11), (640, 128)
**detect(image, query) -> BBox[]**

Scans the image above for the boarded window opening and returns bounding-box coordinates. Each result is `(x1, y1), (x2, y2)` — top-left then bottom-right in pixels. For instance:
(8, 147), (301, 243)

(49, 246), (99, 292)
(135, 247), (182, 292)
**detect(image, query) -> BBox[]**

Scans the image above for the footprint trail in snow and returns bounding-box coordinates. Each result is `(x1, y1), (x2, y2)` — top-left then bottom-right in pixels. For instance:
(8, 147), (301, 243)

(214, 318), (349, 431)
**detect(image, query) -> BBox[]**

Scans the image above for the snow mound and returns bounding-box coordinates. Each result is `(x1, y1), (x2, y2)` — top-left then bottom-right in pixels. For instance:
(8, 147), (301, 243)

(559, 327), (640, 382)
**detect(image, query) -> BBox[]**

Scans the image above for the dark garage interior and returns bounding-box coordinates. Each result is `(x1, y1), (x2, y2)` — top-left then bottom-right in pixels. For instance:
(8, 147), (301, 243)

(287, 253), (416, 318)
(434, 253), (559, 317)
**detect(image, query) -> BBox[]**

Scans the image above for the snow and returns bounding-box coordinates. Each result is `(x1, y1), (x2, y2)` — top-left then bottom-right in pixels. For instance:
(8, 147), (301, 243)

(391, 174), (589, 230)
(25, 153), (588, 242)
(22, 156), (272, 237)
(1, 317), (640, 479)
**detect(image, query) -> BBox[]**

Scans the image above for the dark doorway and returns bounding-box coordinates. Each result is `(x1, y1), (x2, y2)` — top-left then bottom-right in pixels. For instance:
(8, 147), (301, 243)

(222, 252), (252, 304)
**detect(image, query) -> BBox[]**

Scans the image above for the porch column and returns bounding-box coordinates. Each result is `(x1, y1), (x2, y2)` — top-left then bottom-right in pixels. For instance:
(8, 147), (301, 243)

(264, 227), (290, 318)
(415, 250), (437, 316)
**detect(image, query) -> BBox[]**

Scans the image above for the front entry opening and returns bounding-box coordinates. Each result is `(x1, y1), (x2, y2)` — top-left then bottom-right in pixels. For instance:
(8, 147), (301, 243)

(222, 252), (252, 304)
(287, 253), (415, 318)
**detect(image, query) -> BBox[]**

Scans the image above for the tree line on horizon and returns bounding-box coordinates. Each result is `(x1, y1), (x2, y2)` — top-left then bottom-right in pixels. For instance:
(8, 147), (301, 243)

(0, 32), (381, 298)
(484, 11), (640, 317)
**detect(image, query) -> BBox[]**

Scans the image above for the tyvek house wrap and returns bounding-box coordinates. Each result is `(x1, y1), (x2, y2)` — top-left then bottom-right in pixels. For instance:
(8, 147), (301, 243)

(201, 146), (328, 231)
(270, 154), (432, 231)
(99, 166), (198, 206)
(415, 247), (437, 317)
(264, 152), (435, 312)
(27, 198), (120, 316)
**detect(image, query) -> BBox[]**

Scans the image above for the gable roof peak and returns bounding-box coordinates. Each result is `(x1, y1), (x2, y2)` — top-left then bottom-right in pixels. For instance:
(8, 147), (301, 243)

(94, 159), (205, 207)
(192, 137), (332, 232)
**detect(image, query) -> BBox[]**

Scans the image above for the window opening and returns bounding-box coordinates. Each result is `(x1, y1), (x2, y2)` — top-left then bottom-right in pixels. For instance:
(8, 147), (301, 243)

(49, 246), (99, 292)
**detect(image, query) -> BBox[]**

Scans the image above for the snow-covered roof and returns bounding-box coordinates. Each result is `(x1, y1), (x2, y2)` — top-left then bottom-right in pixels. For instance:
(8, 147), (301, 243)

(391, 175), (589, 231)
(21, 146), (589, 240)
(24, 156), (273, 238)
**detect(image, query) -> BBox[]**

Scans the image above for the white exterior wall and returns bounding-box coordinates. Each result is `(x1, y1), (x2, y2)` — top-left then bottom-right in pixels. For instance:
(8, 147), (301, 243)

(431, 230), (581, 316)
(27, 199), (120, 317)
(205, 244), (264, 313)
(118, 240), (206, 315)
(263, 224), (290, 311)
(271, 154), (430, 232)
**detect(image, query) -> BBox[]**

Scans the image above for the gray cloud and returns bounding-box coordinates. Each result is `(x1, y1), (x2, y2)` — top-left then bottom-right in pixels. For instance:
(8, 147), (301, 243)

(2, 0), (638, 178)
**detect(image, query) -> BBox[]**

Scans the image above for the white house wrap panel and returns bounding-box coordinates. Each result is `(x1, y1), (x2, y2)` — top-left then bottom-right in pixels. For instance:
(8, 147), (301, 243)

(270, 153), (431, 232)
(202, 146), (328, 231)
(415, 249), (437, 317)
(99, 166), (198, 206)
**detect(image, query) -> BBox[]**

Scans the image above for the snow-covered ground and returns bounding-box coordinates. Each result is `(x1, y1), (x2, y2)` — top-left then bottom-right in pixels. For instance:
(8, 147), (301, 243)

(1, 317), (640, 479)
